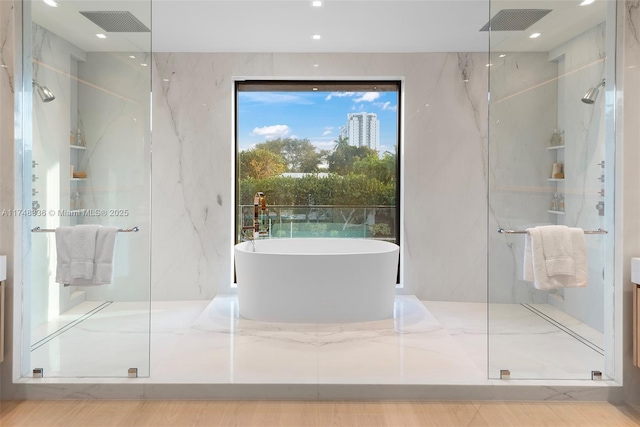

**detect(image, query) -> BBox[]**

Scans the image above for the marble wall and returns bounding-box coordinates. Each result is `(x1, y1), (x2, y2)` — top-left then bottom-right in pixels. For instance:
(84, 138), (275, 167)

(151, 52), (489, 301)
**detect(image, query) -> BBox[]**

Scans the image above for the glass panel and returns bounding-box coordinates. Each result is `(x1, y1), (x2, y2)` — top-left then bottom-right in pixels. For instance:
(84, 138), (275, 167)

(24, 0), (151, 377)
(488, 0), (615, 379)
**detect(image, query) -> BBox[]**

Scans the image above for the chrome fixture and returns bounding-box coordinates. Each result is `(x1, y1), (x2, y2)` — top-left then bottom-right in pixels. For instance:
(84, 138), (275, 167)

(581, 78), (605, 104)
(497, 228), (607, 234)
(32, 80), (55, 102)
(31, 226), (140, 233)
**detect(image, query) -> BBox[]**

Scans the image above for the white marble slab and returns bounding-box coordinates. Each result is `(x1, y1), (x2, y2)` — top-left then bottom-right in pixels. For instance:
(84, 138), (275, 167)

(28, 296), (605, 385)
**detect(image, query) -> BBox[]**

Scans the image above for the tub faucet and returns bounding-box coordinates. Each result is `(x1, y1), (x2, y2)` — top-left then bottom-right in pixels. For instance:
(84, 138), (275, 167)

(241, 192), (268, 241)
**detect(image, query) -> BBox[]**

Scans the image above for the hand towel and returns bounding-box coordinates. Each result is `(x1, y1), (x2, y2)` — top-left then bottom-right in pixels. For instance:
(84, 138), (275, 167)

(55, 226), (74, 284)
(523, 226), (588, 290)
(93, 226), (118, 285)
(70, 225), (100, 279)
(539, 225), (575, 276)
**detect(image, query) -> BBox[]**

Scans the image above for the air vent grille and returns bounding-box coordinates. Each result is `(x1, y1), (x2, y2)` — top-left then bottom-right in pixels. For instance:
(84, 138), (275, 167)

(79, 11), (150, 33)
(479, 9), (552, 32)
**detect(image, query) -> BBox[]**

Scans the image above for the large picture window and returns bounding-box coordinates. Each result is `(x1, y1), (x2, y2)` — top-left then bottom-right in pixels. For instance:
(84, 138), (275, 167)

(235, 81), (400, 245)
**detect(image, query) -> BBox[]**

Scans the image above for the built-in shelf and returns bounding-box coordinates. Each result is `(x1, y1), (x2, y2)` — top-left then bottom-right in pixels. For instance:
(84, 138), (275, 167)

(547, 145), (565, 150)
(70, 145), (86, 150)
(548, 178), (564, 182)
(548, 210), (565, 215)
(70, 178), (86, 181)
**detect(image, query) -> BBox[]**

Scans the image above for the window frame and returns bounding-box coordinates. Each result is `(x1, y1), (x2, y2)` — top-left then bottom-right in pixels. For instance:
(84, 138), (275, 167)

(234, 79), (402, 251)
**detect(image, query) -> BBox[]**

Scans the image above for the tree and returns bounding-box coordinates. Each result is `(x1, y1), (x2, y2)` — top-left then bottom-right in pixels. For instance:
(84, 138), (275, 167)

(327, 137), (377, 175)
(254, 138), (324, 173)
(353, 148), (397, 184)
(238, 148), (286, 180)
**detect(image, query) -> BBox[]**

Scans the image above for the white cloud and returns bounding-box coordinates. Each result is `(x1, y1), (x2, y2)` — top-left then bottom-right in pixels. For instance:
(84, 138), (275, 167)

(354, 92), (380, 103)
(251, 124), (291, 140)
(376, 101), (398, 111)
(322, 126), (333, 136)
(325, 91), (356, 101)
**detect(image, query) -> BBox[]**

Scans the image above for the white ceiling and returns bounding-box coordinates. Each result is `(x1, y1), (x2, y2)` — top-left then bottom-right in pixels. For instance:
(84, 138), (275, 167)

(31, 0), (607, 54)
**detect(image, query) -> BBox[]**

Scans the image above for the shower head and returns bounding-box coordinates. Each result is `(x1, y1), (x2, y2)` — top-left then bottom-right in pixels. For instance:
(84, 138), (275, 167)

(32, 80), (55, 102)
(581, 78), (605, 104)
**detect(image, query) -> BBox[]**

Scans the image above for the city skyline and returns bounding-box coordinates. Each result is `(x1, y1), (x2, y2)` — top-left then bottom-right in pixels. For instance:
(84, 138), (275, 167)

(237, 89), (398, 155)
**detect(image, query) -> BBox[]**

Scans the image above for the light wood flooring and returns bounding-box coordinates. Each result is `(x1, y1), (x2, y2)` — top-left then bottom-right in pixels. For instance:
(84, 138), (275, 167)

(2, 400), (640, 427)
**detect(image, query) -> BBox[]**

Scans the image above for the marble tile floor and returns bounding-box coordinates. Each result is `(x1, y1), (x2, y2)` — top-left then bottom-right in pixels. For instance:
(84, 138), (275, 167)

(29, 295), (605, 384)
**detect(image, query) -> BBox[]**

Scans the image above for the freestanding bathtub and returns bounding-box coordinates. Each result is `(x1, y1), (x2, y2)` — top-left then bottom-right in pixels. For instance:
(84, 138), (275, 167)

(234, 238), (399, 323)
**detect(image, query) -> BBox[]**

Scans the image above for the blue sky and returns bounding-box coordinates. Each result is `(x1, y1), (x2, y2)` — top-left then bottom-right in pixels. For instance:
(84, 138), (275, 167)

(237, 90), (398, 155)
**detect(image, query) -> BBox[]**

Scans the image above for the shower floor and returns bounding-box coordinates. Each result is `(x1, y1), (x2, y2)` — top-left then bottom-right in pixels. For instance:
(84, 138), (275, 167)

(29, 295), (605, 383)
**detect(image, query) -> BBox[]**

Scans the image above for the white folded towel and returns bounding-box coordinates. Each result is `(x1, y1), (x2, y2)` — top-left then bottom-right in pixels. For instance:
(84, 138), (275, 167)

(93, 226), (118, 285)
(70, 225), (100, 280)
(55, 226), (74, 284)
(55, 225), (118, 286)
(540, 225), (575, 276)
(523, 225), (587, 290)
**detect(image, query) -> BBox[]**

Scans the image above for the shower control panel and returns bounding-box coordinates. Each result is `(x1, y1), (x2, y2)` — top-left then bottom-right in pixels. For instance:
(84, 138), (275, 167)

(32, 159), (40, 210)
(597, 160), (605, 216)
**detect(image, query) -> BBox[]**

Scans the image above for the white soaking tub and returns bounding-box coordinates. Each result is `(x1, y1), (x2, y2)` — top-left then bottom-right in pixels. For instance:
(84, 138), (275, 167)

(234, 238), (399, 323)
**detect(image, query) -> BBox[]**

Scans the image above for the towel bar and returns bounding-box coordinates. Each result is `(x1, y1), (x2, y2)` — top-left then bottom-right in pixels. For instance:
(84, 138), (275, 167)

(31, 226), (139, 233)
(497, 228), (607, 235)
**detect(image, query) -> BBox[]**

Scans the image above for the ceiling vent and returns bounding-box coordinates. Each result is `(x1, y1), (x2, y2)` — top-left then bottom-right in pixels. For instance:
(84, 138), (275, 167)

(479, 9), (552, 31)
(79, 11), (150, 33)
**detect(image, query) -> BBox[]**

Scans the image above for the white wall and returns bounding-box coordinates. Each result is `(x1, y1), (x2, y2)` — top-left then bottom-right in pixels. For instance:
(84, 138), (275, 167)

(151, 52), (489, 302)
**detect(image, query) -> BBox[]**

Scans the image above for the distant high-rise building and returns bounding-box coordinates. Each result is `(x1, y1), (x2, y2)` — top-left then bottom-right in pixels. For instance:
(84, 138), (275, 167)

(341, 112), (380, 151)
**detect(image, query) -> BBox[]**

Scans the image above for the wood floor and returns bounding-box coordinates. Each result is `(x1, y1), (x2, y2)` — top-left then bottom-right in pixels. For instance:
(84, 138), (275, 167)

(1, 400), (640, 427)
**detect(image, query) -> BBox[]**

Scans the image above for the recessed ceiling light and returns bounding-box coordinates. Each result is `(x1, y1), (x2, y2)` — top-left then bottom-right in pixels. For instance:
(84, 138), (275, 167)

(486, 63), (492, 67)
(43, 0), (58, 7)
(311, 0), (323, 7)
(499, 54), (506, 58)
(163, 78), (170, 82)
(580, 0), (595, 5)
(96, 33), (107, 39)
(128, 55), (136, 59)
(140, 63), (148, 67)
(312, 87), (318, 91)
(313, 64), (319, 67)
(312, 34), (322, 40)
(529, 32), (541, 39)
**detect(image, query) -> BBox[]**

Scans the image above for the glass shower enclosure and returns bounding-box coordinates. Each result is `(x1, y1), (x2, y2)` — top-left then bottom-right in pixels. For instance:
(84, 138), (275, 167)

(21, 0), (151, 378)
(488, 0), (616, 380)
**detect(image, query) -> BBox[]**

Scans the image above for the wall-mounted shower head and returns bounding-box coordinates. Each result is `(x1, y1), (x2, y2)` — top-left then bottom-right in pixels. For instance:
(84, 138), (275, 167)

(32, 80), (55, 102)
(581, 78), (605, 104)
